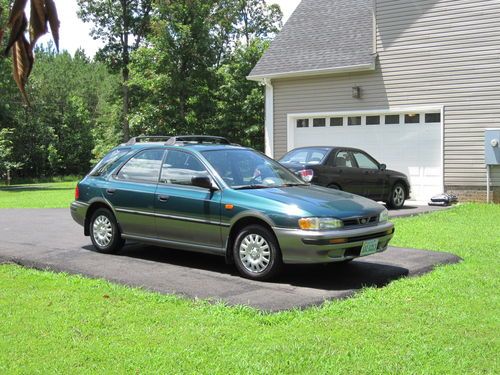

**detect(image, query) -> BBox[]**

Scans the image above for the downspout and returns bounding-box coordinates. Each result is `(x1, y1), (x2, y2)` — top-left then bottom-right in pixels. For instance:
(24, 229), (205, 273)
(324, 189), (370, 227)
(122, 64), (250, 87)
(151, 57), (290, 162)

(372, 0), (378, 55)
(263, 78), (274, 158)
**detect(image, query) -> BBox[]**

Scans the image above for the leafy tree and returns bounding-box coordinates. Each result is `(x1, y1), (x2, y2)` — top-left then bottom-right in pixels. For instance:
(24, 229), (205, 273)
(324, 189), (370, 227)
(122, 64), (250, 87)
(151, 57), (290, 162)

(0, 0), (60, 102)
(214, 39), (269, 150)
(0, 128), (22, 182)
(128, 0), (282, 144)
(1, 45), (121, 178)
(77, 0), (153, 142)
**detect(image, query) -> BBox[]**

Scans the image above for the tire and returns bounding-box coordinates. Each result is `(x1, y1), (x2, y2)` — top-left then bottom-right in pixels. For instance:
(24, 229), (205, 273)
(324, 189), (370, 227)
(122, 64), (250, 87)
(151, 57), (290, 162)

(89, 208), (125, 254)
(387, 183), (406, 209)
(233, 225), (283, 281)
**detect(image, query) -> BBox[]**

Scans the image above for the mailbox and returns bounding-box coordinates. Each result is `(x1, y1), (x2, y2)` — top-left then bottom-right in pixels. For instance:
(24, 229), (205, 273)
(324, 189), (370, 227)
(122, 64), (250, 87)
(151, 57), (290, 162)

(485, 128), (500, 165)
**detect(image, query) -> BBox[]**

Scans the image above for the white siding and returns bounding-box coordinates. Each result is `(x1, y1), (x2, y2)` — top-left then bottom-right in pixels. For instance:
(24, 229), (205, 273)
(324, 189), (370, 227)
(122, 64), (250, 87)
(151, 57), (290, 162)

(272, 0), (500, 188)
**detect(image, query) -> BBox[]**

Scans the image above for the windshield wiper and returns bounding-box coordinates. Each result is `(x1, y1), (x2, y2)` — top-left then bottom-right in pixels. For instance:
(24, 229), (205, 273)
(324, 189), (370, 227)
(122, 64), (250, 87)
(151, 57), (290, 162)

(233, 185), (271, 190)
(281, 183), (308, 187)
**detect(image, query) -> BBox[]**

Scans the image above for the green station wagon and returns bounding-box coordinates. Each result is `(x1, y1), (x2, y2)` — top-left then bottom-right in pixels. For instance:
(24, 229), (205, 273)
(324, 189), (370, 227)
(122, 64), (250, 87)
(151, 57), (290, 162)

(71, 136), (395, 280)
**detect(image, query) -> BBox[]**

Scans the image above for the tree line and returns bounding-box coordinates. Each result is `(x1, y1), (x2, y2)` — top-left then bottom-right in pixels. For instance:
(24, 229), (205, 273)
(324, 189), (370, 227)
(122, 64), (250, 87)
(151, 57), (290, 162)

(0, 0), (282, 179)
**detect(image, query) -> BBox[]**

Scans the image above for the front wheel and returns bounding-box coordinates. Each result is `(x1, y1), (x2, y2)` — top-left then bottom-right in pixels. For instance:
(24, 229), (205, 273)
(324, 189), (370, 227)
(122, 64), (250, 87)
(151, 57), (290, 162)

(89, 208), (125, 254)
(233, 225), (283, 281)
(387, 183), (406, 209)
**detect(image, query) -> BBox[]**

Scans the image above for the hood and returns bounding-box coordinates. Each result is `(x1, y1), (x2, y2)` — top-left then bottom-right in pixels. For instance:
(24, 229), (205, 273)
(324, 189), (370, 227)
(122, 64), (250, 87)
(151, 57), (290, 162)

(236, 184), (385, 219)
(386, 169), (409, 180)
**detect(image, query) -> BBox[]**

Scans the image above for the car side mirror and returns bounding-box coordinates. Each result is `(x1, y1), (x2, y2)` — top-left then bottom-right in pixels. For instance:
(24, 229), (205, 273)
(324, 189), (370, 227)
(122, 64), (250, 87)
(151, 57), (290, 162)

(379, 164), (387, 171)
(192, 176), (217, 190)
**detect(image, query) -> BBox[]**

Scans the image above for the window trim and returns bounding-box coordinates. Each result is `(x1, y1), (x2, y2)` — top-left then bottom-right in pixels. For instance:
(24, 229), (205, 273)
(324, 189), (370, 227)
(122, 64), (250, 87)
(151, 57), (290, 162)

(296, 118), (310, 128)
(425, 112), (441, 123)
(312, 118), (327, 128)
(329, 117), (344, 127)
(366, 115), (381, 126)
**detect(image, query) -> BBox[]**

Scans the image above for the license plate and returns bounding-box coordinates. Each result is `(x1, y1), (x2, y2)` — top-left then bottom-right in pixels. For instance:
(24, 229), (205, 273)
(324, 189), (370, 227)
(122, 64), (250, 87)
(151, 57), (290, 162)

(360, 239), (379, 256)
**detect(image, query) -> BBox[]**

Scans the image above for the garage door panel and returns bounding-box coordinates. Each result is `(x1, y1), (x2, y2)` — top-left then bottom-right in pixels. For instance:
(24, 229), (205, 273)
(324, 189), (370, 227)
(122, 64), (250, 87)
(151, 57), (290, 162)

(292, 119), (442, 202)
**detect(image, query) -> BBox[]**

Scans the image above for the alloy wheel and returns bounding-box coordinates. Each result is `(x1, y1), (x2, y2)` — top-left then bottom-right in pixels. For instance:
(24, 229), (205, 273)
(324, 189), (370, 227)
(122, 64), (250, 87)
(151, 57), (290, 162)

(393, 186), (405, 207)
(239, 234), (271, 274)
(92, 215), (113, 248)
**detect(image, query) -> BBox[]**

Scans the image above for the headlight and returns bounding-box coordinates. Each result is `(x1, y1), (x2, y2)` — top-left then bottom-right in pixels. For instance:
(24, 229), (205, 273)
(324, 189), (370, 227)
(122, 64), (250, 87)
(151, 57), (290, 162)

(298, 217), (343, 230)
(379, 209), (389, 223)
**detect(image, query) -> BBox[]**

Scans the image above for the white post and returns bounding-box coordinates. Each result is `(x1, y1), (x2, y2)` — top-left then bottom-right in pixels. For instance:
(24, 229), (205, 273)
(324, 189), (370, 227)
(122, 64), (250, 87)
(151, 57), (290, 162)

(263, 78), (274, 158)
(486, 165), (491, 203)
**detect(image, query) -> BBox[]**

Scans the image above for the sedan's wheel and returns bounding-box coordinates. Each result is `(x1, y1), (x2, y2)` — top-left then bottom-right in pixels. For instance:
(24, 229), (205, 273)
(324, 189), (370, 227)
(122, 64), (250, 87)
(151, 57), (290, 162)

(233, 225), (282, 281)
(388, 183), (406, 209)
(89, 208), (124, 254)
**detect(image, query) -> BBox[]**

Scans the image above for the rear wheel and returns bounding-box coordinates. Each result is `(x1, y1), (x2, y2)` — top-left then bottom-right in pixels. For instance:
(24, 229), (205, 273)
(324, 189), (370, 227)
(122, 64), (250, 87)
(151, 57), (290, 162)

(233, 225), (282, 281)
(89, 208), (124, 254)
(387, 183), (406, 209)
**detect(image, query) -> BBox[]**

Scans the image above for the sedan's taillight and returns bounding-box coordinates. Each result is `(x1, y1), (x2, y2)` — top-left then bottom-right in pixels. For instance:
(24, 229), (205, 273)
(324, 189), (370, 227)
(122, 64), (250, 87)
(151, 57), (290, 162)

(298, 169), (314, 182)
(75, 185), (80, 200)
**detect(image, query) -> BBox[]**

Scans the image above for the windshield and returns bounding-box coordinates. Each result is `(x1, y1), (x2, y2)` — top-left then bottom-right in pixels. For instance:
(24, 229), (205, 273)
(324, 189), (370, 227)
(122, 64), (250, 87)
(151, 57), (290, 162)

(202, 149), (307, 189)
(279, 148), (330, 165)
(89, 148), (131, 176)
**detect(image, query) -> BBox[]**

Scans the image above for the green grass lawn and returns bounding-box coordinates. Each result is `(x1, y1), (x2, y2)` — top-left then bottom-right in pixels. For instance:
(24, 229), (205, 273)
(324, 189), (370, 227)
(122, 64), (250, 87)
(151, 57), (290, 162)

(0, 181), (77, 208)
(0, 202), (499, 373)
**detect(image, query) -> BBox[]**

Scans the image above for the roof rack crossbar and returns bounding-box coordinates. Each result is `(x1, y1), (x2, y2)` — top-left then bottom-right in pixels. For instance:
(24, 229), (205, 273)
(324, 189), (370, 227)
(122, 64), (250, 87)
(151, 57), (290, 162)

(126, 136), (172, 145)
(165, 136), (231, 145)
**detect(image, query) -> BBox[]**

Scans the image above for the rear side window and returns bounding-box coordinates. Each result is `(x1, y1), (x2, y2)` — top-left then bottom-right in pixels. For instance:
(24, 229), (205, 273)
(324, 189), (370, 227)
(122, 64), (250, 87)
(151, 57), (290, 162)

(279, 148), (329, 165)
(89, 148), (131, 176)
(334, 151), (355, 168)
(117, 149), (165, 183)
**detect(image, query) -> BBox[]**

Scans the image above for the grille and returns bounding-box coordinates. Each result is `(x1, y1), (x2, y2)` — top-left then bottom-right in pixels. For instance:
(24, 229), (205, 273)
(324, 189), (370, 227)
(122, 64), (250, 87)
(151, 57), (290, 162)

(342, 216), (377, 227)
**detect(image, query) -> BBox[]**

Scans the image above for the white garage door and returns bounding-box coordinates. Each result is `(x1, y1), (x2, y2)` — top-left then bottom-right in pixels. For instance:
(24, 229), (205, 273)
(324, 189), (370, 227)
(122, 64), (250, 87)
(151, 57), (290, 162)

(288, 109), (443, 202)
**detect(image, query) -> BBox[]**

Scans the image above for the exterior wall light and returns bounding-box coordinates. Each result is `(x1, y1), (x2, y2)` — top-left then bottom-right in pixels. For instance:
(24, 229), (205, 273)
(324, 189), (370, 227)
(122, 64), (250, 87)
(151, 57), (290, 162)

(352, 86), (361, 99)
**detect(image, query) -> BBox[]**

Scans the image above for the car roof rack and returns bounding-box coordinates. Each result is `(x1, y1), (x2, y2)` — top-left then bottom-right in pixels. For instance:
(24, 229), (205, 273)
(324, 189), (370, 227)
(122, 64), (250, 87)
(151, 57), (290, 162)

(165, 135), (231, 145)
(125, 136), (172, 145)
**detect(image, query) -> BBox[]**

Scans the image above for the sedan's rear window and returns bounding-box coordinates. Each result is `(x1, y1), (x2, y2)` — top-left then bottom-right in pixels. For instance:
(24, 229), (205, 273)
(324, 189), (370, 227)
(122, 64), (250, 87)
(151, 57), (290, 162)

(279, 148), (329, 165)
(89, 148), (131, 176)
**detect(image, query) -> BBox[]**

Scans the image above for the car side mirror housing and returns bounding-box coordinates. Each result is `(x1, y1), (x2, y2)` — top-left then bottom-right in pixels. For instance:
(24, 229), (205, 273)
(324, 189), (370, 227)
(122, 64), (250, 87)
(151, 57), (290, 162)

(192, 176), (217, 190)
(379, 164), (387, 171)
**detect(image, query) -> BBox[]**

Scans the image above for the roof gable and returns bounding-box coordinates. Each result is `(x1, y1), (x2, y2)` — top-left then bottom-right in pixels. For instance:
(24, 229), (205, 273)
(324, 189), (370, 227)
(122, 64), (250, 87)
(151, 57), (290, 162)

(248, 0), (375, 80)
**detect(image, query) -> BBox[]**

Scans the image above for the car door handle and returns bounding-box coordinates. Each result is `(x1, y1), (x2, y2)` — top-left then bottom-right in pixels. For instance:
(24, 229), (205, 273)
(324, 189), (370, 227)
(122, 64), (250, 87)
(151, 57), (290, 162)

(106, 188), (116, 195)
(158, 195), (170, 202)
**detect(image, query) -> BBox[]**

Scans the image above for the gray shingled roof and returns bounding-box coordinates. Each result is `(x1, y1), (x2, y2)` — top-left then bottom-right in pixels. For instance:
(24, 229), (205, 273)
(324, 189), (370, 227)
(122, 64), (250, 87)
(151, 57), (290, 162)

(248, 0), (375, 80)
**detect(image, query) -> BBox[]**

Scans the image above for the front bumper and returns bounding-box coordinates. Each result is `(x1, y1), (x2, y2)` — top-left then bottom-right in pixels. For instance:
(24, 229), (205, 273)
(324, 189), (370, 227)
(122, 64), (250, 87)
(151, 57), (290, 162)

(70, 201), (88, 227)
(274, 221), (395, 264)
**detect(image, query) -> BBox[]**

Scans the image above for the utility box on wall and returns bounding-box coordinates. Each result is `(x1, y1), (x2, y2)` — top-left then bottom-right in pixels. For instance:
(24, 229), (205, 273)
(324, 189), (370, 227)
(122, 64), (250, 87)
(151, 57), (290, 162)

(485, 128), (500, 165)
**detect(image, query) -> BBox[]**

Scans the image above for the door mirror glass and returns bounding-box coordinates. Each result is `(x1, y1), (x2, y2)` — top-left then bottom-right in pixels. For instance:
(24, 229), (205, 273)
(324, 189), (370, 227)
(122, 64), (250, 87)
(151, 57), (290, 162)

(379, 163), (387, 171)
(191, 176), (216, 190)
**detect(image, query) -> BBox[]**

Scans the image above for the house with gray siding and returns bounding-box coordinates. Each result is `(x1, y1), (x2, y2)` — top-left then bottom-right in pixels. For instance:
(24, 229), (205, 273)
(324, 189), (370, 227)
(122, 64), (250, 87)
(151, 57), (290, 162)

(248, 0), (500, 202)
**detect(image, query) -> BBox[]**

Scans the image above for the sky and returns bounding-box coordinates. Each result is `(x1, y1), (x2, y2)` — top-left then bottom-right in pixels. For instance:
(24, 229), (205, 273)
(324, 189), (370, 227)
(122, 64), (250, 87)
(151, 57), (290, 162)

(34, 0), (301, 57)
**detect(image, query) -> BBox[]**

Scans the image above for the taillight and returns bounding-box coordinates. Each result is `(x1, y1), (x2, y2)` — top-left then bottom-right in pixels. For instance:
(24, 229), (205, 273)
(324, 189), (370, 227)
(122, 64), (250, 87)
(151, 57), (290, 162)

(298, 169), (314, 183)
(75, 185), (80, 200)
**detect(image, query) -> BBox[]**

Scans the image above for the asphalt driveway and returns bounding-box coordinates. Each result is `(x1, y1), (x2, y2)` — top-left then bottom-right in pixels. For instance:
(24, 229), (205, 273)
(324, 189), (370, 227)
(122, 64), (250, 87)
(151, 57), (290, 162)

(0, 208), (460, 311)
